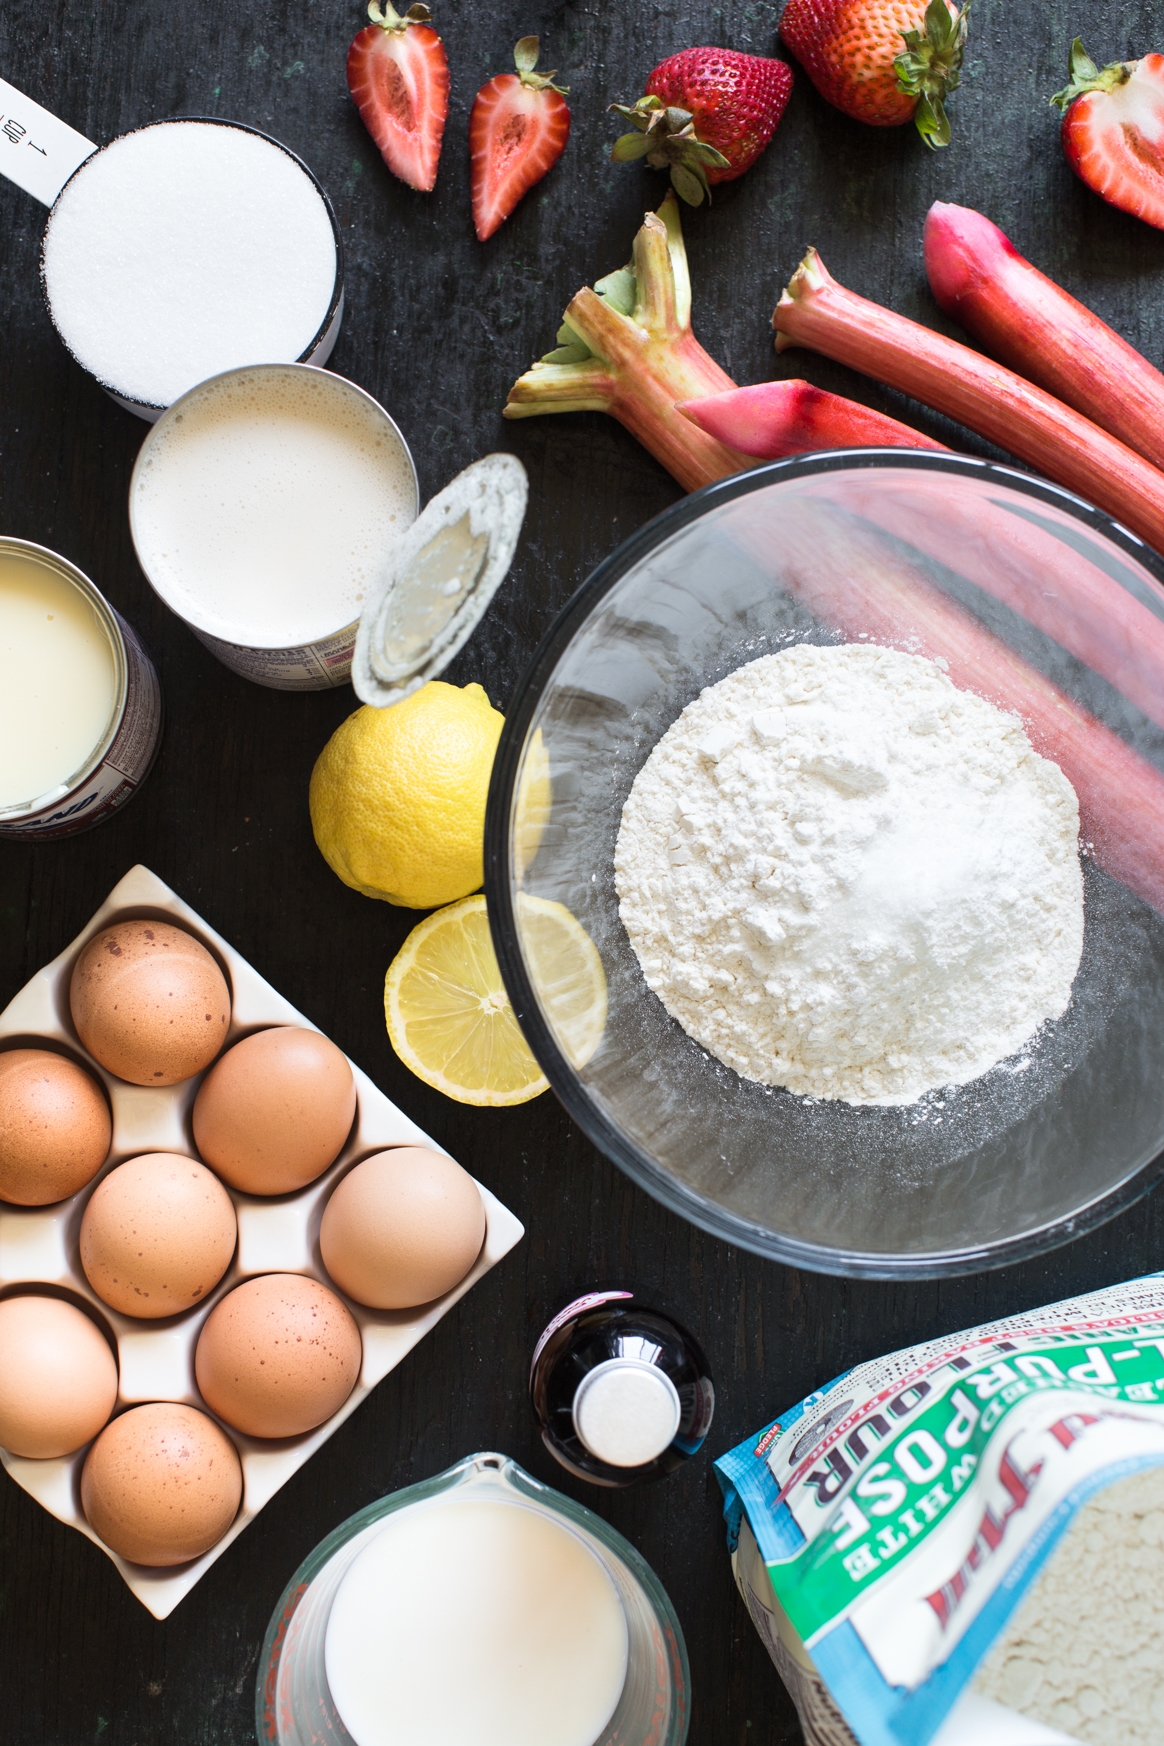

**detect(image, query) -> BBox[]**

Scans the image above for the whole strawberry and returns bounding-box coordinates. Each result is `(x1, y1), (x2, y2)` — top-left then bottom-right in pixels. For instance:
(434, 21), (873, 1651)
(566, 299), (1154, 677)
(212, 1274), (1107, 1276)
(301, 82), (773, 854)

(780, 0), (968, 146)
(611, 47), (793, 205)
(1052, 39), (1164, 230)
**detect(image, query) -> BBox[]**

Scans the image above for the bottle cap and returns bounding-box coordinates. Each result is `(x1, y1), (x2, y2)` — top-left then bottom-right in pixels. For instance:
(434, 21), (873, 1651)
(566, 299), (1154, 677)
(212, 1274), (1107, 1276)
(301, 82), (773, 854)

(572, 1358), (681, 1468)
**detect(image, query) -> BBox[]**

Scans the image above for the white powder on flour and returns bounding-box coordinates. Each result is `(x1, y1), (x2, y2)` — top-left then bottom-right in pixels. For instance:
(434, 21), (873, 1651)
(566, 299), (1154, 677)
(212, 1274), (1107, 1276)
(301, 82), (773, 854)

(615, 644), (1084, 1106)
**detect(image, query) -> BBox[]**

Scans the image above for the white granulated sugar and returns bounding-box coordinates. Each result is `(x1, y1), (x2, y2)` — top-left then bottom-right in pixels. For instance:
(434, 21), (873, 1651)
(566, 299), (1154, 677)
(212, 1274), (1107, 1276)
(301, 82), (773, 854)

(615, 643), (1084, 1106)
(975, 1465), (1164, 1743)
(43, 121), (337, 408)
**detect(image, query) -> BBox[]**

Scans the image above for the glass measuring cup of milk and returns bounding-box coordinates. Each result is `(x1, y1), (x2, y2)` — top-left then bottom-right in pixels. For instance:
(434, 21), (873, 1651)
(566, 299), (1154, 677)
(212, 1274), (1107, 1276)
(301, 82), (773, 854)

(258, 1452), (689, 1746)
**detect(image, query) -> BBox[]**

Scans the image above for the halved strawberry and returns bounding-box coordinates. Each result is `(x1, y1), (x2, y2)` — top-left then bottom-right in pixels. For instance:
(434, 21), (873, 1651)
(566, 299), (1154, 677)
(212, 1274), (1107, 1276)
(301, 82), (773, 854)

(469, 38), (571, 242)
(1052, 39), (1164, 230)
(347, 1), (449, 192)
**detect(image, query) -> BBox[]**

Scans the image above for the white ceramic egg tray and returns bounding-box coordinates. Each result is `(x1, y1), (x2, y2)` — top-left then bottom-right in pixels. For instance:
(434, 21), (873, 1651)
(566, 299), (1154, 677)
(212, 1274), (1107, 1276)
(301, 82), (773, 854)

(0, 864), (524, 1618)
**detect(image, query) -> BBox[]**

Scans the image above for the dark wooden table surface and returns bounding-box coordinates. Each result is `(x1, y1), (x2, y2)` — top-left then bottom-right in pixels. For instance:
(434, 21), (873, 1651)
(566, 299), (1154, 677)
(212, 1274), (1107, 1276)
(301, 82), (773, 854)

(3, 2), (1164, 1741)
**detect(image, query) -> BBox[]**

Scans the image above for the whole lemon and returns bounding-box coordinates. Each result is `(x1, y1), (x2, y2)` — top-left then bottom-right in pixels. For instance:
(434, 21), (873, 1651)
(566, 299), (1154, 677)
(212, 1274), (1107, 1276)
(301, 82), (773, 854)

(309, 682), (504, 908)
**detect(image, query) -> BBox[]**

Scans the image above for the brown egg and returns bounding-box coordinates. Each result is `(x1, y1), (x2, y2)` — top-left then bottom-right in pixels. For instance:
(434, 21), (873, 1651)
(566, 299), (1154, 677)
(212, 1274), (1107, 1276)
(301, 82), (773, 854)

(0, 1047), (111, 1205)
(195, 1272), (361, 1439)
(81, 1402), (242, 1566)
(192, 1026), (356, 1195)
(319, 1147), (485, 1310)
(69, 919), (230, 1086)
(80, 1152), (237, 1319)
(0, 1295), (118, 1458)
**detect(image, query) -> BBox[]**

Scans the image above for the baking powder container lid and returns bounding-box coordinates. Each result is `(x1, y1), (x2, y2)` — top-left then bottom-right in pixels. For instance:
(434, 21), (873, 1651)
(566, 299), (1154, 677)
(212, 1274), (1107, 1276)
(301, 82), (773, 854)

(352, 454), (528, 708)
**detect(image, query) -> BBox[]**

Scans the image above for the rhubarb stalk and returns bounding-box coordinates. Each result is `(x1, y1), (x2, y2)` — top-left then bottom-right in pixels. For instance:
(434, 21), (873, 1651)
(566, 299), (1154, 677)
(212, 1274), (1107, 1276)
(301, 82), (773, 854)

(835, 472), (1164, 735)
(925, 202), (1164, 475)
(773, 249), (1164, 555)
(504, 194), (753, 491)
(678, 379), (947, 458)
(729, 495), (1164, 914)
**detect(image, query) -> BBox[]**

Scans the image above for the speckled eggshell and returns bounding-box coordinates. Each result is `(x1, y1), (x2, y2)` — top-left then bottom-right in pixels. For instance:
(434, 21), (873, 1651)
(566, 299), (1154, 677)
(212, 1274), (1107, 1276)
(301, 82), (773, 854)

(0, 1295), (118, 1458)
(81, 1402), (242, 1566)
(0, 1047), (111, 1205)
(69, 919), (231, 1086)
(191, 1026), (356, 1195)
(319, 1147), (485, 1309)
(79, 1152), (237, 1319)
(194, 1273), (361, 1439)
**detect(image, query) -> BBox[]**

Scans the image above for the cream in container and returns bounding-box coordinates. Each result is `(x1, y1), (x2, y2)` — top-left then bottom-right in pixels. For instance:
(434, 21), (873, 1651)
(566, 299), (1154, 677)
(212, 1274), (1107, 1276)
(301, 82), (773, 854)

(0, 539), (161, 839)
(40, 118), (343, 421)
(129, 364), (419, 690)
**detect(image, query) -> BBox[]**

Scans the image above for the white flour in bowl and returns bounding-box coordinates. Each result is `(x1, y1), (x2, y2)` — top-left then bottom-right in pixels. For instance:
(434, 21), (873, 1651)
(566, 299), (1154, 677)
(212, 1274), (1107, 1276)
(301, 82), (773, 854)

(614, 643), (1084, 1105)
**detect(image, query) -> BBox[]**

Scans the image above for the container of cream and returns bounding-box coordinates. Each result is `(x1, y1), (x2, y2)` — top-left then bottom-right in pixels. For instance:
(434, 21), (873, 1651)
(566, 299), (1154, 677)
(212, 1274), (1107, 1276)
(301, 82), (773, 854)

(0, 538), (161, 839)
(128, 363), (419, 690)
(258, 1452), (689, 1746)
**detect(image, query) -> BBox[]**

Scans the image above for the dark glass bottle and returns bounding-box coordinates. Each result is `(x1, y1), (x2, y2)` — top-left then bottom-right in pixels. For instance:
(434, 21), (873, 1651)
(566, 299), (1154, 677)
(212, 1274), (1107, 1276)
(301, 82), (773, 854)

(529, 1290), (715, 1488)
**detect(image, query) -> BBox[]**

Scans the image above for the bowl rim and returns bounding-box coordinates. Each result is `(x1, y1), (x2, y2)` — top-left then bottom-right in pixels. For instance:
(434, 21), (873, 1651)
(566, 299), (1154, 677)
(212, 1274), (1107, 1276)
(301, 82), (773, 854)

(485, 448), (1164, 1279)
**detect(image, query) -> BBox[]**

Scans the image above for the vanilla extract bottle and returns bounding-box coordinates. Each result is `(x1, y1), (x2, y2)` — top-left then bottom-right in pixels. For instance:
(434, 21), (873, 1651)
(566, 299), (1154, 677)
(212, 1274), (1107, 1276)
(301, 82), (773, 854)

(530, 1290), (715, 1487)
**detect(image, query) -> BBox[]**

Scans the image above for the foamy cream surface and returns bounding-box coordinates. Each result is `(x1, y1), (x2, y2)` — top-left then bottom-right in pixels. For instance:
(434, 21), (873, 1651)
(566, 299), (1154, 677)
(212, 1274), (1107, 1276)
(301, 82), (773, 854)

(131, 366), (417, 647)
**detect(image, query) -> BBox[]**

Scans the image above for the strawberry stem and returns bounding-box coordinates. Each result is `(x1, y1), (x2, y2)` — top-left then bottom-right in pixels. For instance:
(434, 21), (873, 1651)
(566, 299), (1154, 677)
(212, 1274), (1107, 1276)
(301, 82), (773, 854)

(367, 1), (433, 31)
(893, 0), (970, 148)
(1050, 37), (1134, 111)
(513, 36), (568, 95)
(504, 194), (749, 489)
(608, 95), (731, 206)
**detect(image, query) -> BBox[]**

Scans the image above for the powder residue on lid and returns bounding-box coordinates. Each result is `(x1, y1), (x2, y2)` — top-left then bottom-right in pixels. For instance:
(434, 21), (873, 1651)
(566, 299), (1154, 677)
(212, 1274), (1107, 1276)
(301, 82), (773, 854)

(42, 121), (338, 408)
(130, 366), (417, 647)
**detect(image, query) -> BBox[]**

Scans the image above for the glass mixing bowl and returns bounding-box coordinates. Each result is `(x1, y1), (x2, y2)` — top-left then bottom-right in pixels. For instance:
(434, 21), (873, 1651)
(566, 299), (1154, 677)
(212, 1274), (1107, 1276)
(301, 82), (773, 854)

(485, 450), (1164, 1278)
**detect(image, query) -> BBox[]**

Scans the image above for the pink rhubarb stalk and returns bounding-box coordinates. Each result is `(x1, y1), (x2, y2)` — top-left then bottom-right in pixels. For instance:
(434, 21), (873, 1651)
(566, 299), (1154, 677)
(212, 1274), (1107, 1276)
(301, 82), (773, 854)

(678, 379), (947, 458)
(925, 202), (1164, 475)
(729, 494), (1164, 914)
(836, 472), (1164, 736)
(504, 194), (752, 491)
(773, 249), (1164, 555)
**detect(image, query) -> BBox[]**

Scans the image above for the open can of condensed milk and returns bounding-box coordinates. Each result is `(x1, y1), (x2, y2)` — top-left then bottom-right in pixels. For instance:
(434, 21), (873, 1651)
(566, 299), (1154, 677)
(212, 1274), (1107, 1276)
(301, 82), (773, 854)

(0, 538), (162, 839)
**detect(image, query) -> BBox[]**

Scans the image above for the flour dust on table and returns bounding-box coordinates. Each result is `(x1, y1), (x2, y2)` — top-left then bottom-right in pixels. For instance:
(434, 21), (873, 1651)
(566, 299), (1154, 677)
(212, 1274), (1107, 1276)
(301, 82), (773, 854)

(615, 643), (1084, 1106)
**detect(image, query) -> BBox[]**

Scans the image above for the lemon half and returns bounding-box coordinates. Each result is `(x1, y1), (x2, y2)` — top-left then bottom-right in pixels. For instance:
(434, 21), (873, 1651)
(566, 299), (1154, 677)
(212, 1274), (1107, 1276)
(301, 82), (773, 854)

(384, 895), (606, 1107)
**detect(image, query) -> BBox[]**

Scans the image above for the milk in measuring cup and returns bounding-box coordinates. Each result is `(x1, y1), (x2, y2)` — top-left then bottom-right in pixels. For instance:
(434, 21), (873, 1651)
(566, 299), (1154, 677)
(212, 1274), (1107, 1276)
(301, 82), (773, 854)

(324, 1494), (630, 1746)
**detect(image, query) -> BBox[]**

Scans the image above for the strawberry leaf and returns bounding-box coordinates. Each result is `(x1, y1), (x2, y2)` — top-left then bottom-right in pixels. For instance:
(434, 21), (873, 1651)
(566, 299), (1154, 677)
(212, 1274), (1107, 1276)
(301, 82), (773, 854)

(611, 131), (655, 162)
(671, 161), (708, 206)
(1050, 37), (1133, 112)
(894, 0), (970, 149)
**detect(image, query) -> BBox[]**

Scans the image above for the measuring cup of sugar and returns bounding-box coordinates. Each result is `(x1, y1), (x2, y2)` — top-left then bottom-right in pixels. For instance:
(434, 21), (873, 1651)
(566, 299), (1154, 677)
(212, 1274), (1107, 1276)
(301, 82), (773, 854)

(129, 363), (419, 690)
(258, 1452), (689, 1746)
(0, 78), (341, 419)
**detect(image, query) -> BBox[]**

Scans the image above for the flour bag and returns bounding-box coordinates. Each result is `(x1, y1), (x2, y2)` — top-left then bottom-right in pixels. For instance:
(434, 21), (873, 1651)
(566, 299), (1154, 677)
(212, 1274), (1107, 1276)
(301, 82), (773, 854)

(715, 1274), (1164, 1745)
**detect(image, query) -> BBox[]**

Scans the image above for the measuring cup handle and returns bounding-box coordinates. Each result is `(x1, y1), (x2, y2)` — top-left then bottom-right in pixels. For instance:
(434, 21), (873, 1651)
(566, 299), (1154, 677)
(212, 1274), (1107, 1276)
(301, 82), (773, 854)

(0, 76), (97, 205)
